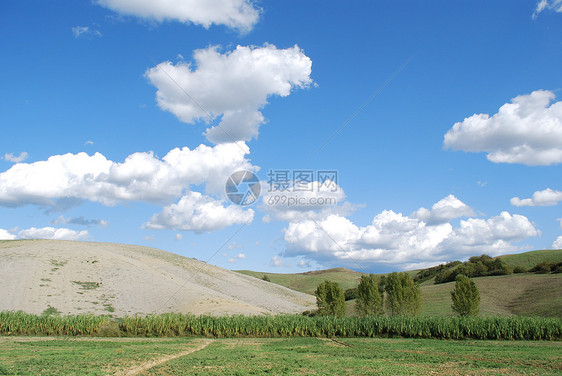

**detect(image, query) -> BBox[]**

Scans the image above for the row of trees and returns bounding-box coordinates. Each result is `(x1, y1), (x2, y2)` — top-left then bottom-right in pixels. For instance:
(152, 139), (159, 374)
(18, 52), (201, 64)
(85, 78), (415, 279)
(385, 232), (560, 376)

(315, 272), (422, 317)
(314, 272), (480, 317)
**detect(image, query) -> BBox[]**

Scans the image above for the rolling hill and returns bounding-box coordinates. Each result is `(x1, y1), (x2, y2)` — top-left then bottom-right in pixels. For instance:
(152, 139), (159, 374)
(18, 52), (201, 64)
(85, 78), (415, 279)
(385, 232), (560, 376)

(235, 268), (363, 295)
(499, 249), (562, 270)
(237, 249), (562, 318)
(0, 240), (315, 317)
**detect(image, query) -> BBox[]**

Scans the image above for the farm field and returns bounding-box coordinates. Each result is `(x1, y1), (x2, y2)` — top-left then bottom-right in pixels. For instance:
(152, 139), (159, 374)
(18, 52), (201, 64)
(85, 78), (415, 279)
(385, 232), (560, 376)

(0, 336), (561, 375)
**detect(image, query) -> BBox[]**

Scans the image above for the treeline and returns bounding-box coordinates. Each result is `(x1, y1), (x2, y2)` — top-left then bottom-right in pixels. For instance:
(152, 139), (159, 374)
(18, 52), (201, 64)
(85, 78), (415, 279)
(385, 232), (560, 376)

(1, 311), (560, 340)
(528, 261), (562, 274)
(413, 255), (561, 285)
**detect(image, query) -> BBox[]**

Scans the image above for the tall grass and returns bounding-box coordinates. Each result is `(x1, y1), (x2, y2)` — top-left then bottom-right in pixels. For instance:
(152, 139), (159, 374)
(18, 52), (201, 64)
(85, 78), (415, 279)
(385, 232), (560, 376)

(0, 311), (109, 336)
(1, 311), (560, 340)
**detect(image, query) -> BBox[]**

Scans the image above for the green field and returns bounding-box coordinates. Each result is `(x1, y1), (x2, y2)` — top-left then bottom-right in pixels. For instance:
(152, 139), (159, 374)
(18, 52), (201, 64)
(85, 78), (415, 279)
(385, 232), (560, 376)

(0, 336), (560, 375)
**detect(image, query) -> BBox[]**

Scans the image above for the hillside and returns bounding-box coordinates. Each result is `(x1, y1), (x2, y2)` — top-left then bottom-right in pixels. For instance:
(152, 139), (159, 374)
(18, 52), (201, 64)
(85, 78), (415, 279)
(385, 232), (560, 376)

(0, 240), (315, 316)
(235, 268), (363, 295)
(499, 249), (562, 270)
(420, 273), (562, 317)
(238, 249), (562, 318)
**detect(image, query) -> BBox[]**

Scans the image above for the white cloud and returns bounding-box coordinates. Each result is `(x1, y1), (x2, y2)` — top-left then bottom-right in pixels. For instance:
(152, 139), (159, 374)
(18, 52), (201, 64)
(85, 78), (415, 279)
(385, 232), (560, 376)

(17, 227), (89, 241)
(227, 253), (246, 264)
(260, 180), (356, 222)
(441, 212), (539, 255)
(283, 196), (539, 270)
(72, 26), (102, 38)
(175, 233), (183, 241)
(0, 143), (253, 208)
(143, 191), (254, 233)
(553, 236), (562, 249)
(444, 90), (562, 166)
(270, 255), (285, 267)
(412, 194), (475, 224)
(145, 44), (313, 143)
(97, 0), (260, 32)
(297, 259), (311, 268)
(0, 229), (16, 240)
(3, 152), (28, 163)
(85, 140), (94, 145)
(511, 188), (562, 207)
(533, 0), (562, 18)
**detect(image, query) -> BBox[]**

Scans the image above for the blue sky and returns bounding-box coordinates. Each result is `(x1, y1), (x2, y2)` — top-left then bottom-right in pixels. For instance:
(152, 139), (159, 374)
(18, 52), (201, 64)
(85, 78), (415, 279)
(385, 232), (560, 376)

(1, 0), (561, 273)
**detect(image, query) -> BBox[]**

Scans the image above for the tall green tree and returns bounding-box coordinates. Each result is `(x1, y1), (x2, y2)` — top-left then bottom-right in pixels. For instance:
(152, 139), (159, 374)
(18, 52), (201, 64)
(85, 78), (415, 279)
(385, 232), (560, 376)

(451, 274), (480, 316)
(356, 274), (383, 316)
(384, 272), (422, 316)
(315, 280), (346, 317)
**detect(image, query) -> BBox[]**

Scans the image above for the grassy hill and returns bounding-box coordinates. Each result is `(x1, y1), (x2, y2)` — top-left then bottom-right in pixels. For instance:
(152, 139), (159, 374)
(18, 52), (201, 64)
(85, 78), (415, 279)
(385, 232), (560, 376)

(235, 268), (363, 295)
(237, 249), (562, 318)
(420, 273), (562, 317)
(499, 249), (562, 270)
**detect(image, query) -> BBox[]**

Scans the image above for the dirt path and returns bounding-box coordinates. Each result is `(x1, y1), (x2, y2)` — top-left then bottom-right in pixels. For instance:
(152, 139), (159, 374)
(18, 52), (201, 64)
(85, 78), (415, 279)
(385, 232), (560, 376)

(114, 339), (213, 376)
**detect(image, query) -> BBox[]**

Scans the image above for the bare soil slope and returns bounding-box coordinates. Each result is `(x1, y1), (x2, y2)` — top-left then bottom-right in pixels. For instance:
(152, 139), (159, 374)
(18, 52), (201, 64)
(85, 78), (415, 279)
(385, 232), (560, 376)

(0, 240), (315, 316)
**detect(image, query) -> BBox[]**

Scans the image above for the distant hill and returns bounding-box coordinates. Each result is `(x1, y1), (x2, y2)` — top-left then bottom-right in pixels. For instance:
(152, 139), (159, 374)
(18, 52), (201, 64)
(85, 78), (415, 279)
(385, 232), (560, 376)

(0, 240), (315, 317)
(499, 249), (562, 270)
(235, 268), (363, 295)
(237, 249), (562, 318)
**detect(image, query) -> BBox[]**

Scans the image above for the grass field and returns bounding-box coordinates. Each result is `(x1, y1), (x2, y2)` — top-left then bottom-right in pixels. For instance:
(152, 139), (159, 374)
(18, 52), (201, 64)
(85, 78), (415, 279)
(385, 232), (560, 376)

(0, 336), (560, 375)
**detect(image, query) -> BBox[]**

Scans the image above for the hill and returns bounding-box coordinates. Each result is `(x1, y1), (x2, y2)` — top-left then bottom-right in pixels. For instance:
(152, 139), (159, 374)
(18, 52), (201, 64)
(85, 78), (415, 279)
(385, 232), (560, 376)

(0, 240), (315, 316)
(420, 273), (562, 317)
(499, 249), (562, 270)
(237, 249), (562, 318)
(235, 268), (363, 295)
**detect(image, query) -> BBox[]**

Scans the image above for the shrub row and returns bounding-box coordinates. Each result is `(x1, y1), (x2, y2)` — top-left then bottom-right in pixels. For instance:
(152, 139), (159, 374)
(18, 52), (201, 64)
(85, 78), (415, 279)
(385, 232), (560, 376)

(1, 311), (560, 340)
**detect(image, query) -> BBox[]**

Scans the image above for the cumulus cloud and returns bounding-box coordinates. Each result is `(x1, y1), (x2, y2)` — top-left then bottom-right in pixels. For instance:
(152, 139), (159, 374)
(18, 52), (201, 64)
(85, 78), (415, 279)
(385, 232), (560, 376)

(3, 152), (28, 163)
(444, 90), (562, 166)
(283, 196), (539, 270)
(97, 0), (260, 31)
(72, 26), (102, 38)
(533, 0), (562, 18)
(511, 188), (562, 207)
(17, 227), (89, 241)
(412, 194), (475, 224)
(553, 236), (562, 249)
(143, 191), (254, 233)
(145, 44), (313, 143)
(260, 180), (357, 222)
(0, 229), (16, 240)
(0, 143), (253, 208)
